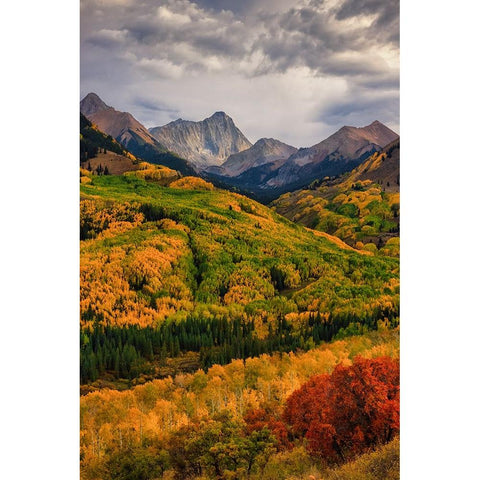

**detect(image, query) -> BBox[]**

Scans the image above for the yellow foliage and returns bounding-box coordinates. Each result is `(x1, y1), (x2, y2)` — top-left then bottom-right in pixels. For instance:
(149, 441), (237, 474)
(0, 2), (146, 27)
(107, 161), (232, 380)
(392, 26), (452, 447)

(80, 223), (193, 327)
(362, 243), (378, 253)
(386, 237), (399, 246)
(124, 163), (179, 184)
(170, 176), (214, 190)
(80, 330), (399, 469)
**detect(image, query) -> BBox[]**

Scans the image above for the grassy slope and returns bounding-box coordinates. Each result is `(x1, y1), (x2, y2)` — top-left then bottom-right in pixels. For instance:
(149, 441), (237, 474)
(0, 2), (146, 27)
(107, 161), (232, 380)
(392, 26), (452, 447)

(264, 437), (399, 480)
(80, 175), (399, 329)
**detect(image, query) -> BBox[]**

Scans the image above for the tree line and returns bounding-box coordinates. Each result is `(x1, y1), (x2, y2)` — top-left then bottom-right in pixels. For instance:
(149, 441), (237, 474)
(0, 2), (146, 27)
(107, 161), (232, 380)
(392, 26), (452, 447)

(80, 305), (398, 384)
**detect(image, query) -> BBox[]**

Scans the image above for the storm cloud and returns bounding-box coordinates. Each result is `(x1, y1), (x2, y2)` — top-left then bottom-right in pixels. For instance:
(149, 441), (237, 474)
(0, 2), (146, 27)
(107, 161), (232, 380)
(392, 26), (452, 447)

(81, 0), (399, 146)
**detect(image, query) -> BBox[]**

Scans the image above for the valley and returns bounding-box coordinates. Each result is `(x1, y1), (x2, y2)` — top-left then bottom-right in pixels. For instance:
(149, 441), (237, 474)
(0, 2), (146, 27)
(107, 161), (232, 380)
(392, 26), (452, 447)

(79, 94), (400, 480)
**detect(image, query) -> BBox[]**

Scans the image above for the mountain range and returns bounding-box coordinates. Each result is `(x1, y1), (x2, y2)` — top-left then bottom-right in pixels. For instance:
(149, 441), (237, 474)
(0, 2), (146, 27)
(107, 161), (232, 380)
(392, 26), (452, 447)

(208, 120), (398, 201)
(80, 93), (197, 176)
(80, 93), (398, 201)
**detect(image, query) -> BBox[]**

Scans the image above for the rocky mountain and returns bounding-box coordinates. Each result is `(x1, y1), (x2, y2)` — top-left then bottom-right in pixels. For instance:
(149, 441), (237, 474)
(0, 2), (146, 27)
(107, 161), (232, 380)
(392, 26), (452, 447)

(149, 112), (252, 168)
(80, 93), (112, 117)
(206, 120), (398, 202)
(80, 93), (164, 151)
(80, 93), (197, 176)
(261, 120), (398, 189)
(211, 138), (297, 177)
(291, 121), (397, 168)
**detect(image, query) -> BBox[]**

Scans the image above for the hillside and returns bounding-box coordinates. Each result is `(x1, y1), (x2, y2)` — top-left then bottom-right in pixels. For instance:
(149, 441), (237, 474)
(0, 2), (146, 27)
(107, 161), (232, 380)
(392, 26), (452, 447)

(80, 113), (135, 161)
(80, 172), (399, 385)
(149, 111), (252, 168)
(272, 141), (400, 255)
(345, 139), (399, 193)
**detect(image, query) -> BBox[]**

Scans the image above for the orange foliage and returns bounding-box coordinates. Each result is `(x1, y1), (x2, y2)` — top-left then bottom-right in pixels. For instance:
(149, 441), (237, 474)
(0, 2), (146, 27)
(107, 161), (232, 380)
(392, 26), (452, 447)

(80, 331), (398, 469)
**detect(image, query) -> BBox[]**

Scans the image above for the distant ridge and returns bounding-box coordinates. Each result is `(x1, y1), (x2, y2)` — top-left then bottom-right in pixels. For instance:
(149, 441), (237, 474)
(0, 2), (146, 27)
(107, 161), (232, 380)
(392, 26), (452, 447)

(206, 120), (399, 202)
(215, 138), (298, 177)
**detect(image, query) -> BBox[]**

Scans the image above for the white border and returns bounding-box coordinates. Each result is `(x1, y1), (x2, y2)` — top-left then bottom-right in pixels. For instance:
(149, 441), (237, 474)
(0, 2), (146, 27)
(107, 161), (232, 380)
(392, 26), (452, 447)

(2, 0), (480, 478)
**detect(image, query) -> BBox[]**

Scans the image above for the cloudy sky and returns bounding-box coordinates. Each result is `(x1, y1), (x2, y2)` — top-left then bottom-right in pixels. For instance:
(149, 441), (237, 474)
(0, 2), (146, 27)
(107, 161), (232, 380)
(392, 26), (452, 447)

(80, 0), (399, 147)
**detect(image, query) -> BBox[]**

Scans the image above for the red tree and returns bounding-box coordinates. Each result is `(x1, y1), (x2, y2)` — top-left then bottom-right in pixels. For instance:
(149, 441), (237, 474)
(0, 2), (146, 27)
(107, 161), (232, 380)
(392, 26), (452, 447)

(283, 356), (399, 463)
(244, 407), (291, 450)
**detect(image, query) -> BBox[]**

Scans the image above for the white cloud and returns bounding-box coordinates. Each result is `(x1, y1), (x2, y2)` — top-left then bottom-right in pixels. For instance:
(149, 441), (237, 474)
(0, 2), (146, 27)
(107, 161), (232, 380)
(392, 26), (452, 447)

(136, 57), (184, 79)
(157, 6), (192, 26)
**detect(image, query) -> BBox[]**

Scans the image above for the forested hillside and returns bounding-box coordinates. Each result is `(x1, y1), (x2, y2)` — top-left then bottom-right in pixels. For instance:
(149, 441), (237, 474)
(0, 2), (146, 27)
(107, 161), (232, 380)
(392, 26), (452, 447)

(79, 159), (400, 479)
(80, 113), (134, 162)
(80, 173), (399, 385)
(272, 142), (400, 255)
(81, 329), (399, 480)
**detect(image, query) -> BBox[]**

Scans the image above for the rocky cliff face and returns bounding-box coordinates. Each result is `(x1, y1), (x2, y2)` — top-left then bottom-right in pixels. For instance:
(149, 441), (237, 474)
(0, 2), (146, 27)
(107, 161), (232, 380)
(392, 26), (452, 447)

(149, 112), (252, 168)
(217, 138), (297, 177)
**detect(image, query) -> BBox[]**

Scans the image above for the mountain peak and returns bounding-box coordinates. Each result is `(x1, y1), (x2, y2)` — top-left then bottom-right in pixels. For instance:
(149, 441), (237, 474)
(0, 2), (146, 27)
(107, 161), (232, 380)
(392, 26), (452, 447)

(368, 120), (384, 127)
(149, 111), (252, 167)
(256, 137), (273, 144)
(80, 92), (111, 117)
(208, 111), (231, 122)
(219, 137), (298, 177)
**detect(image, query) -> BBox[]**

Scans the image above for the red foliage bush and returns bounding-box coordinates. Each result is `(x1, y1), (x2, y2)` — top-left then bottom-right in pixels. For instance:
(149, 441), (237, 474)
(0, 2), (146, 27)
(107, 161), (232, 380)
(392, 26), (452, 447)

(283, 356), (399, 463)
(244, 407), (291, 450)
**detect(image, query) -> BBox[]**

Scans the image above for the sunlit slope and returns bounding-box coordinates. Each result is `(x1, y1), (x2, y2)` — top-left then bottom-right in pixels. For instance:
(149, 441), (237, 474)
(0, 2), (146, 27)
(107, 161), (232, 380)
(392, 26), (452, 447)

(81, 175), (399, 329)
(272, 141), (400, 255)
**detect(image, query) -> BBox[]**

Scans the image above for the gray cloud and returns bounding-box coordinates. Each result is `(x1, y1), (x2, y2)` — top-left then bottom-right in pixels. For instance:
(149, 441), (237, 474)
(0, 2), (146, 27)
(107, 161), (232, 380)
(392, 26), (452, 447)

(193, 0), (301, 16)
(81, 0), (399, 145)
(134, 96), (179, 114)
(317, 92), (399, 128)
